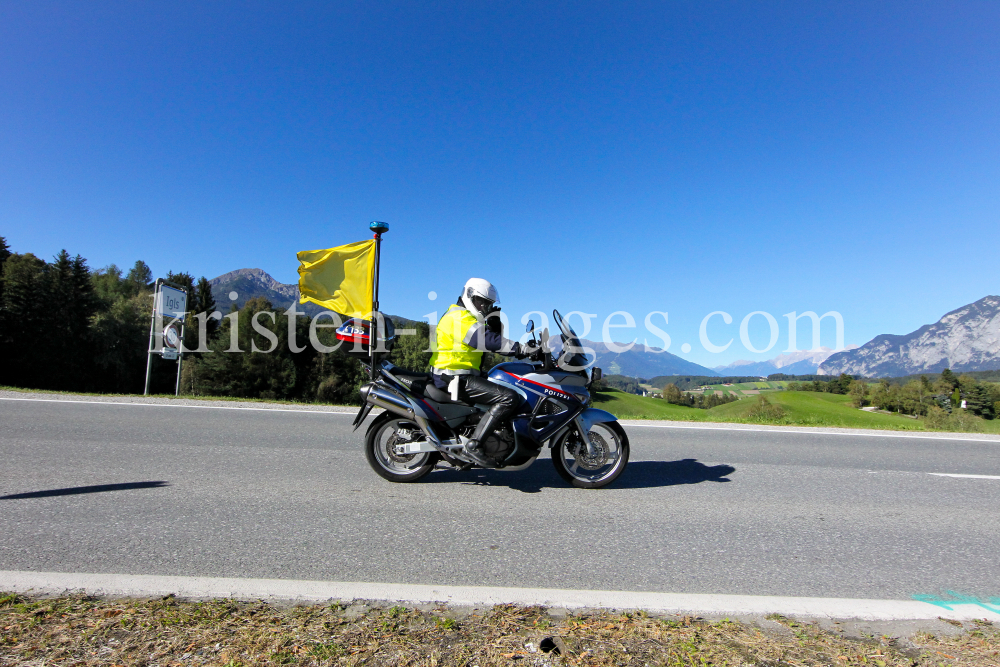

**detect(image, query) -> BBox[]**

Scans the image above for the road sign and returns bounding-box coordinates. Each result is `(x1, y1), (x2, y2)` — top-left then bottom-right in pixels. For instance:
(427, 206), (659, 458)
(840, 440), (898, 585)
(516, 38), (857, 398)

(156, 286), (187, 319)
(162, 322), (181, 360)
(145, 279), (188, 396)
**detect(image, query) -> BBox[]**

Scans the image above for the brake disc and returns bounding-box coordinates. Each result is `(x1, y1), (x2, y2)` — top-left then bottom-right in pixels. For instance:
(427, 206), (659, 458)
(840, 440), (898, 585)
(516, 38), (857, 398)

(386, 428), (420, 464)
(575, 432), (610, 470)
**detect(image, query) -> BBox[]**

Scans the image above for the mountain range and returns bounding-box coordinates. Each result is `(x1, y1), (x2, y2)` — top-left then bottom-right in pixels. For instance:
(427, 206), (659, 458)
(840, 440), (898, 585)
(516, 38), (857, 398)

(713, 347), (858, 377)
(210, 268), (311, 313)
(582, 340), (720, 378)
(818, 295), (1000, 377)
(209, 269), (1000, 379)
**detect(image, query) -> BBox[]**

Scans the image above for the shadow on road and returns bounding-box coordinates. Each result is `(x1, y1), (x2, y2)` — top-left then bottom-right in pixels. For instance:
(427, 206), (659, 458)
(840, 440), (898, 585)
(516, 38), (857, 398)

(615, 459), (736, 488)
(428, 459), (735, 493)
(0, 481), (170, 500)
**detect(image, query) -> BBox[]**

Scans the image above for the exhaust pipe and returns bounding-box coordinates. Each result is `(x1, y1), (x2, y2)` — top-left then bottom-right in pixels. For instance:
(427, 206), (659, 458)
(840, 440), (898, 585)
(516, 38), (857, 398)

(365, 384), (415, 419)
(363, 384), (449, 449)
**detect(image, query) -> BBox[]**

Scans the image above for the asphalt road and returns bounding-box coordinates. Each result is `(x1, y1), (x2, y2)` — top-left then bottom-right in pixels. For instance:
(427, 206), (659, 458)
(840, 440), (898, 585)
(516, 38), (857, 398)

(2, 396), (999, 602)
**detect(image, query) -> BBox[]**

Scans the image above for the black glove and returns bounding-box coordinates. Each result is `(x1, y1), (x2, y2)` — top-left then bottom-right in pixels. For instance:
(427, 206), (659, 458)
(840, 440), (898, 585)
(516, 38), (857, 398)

(515, 340), (540, 359)
(485, 306), (503, 335)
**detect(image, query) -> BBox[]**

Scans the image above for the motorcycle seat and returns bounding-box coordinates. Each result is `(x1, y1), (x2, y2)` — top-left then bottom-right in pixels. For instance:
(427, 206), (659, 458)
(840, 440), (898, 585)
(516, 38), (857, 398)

(386, 368), (430, 394)
(388, 367), (430, 382)
(387, 368), (468, 405)
(423, 383), (463, 404)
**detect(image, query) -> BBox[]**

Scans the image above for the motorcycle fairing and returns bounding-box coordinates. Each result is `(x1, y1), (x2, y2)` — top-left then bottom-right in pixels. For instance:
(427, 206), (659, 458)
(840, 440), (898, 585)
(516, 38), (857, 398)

(522, 371), (588, 387)
(421, 399), (477, 428)
(488, 364), (582, 410)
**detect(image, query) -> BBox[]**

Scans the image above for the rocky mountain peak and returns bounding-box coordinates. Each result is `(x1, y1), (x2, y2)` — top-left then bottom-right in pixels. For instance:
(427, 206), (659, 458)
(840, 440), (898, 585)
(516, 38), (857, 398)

(209, 268), (298, 299)
(819, 295), (1000, 377)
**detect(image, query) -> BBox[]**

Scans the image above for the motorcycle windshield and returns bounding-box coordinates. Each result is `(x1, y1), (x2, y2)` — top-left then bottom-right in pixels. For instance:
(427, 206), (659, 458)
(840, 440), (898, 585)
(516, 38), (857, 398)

(552, 309), (594, 373)
(553, 309), (578, 339)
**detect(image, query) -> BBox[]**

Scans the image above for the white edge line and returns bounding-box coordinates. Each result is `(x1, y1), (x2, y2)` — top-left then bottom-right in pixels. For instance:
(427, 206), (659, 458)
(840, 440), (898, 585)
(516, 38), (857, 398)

(928, 473), (1000, 480)
(0, 396), (355, 415)
(1, 571), (997, 622)
(622, 421), (1000, 443)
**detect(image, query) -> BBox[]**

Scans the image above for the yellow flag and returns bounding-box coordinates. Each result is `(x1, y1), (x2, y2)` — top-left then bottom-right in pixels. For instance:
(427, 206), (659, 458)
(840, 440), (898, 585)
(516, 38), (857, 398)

(296, 239), (375, 317)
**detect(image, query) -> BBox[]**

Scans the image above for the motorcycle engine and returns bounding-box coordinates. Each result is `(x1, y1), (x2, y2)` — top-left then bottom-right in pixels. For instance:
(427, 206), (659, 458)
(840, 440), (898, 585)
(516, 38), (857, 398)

(478, 425), (515, 462)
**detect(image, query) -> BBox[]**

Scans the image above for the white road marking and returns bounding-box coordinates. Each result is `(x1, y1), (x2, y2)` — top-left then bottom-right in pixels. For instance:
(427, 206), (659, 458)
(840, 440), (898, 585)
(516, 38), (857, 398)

(928, 473), (1000, 480)
(622, 421), (1000, 443)
(0, 397), (356, 415)
(1, 571), (997, 621)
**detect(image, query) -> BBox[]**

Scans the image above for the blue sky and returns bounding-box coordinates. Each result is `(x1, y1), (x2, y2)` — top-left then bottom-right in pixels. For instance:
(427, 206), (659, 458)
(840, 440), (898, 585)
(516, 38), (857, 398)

(2, 1), (998, 369)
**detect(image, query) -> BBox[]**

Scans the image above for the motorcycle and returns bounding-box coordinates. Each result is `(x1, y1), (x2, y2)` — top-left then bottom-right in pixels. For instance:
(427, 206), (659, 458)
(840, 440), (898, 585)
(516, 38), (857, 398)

(341, 309), (630, 489)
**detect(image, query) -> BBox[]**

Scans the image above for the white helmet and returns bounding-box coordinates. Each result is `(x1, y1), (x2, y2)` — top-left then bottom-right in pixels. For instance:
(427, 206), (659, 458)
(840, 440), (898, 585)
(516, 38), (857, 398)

(461, 277), (500, 322)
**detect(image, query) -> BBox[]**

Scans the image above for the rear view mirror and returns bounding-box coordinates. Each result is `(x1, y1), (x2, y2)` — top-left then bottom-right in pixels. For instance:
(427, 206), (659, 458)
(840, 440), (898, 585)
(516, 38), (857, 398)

(526, 319), (535, 334)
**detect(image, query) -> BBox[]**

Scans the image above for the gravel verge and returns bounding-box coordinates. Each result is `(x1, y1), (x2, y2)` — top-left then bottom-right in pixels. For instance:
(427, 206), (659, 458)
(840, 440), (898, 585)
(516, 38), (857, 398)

(2, 593), (999, 666)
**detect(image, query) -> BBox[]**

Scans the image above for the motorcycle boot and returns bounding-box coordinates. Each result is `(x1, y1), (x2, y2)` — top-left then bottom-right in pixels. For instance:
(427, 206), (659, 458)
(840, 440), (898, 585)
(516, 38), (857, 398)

(463, 406), (504, 467)
(456, 375), (519, 467)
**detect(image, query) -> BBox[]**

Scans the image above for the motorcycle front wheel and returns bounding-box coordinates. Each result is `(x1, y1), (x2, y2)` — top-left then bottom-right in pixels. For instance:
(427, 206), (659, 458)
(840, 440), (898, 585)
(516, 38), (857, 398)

(364, 414), (440, 483)
(552, 420), (630, 489)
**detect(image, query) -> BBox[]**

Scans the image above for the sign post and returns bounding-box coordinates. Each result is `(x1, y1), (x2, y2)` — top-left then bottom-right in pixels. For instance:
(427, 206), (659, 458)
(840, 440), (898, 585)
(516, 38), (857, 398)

(368, 221), (389, 375)
(144, 279), (188, 396)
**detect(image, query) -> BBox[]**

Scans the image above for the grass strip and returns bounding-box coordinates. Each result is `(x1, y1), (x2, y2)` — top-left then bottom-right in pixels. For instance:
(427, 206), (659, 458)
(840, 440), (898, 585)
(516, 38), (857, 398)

(2, 593), (998, 666)
(595, 389), (1000, 433)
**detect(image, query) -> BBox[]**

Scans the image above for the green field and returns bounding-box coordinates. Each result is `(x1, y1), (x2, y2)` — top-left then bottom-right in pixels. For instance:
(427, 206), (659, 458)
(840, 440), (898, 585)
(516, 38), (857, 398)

(703, 380), (787, 391)
(594, 388), (1000, 432)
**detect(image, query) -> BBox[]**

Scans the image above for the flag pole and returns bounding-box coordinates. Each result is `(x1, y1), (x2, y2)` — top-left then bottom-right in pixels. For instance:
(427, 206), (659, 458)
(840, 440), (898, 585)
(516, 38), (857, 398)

(368, 221), (389, 376)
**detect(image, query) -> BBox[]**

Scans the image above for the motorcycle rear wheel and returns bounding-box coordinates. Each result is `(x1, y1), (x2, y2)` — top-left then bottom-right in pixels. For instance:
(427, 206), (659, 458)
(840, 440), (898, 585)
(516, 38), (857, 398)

(365, 414), (439, 483)
(552, 420), (629, 489)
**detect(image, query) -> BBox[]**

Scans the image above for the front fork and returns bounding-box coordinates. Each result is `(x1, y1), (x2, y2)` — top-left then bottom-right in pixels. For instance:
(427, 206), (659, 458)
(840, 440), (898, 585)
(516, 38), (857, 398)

(572, 416), (598, 457)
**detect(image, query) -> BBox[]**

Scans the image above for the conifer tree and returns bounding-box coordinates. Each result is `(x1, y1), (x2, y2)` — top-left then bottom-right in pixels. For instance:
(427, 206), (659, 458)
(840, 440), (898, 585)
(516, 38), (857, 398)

(70, 254), (97, 340)
(38, 251), (98, 388)
(940, 368), (959, 391)
(0, 236), (11, 343)
(125, 260), (153, 296)
(194, 276), (218, 339)
(166, 271), (194, 295)
(91, 264), (126, 305)
(0, 253), (48, 387)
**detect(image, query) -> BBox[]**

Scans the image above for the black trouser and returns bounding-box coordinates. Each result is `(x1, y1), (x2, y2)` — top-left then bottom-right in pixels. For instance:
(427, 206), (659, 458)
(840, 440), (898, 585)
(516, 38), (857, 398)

(458, 375), (520, 423)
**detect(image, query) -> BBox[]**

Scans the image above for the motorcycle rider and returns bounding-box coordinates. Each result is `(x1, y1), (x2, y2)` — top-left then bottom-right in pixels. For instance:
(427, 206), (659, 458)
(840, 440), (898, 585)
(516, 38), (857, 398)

(430, 278), (537, 466)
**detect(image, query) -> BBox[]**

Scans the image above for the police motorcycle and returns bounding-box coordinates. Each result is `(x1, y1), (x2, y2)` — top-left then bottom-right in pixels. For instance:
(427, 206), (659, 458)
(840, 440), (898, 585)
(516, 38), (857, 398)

(341, 310), (630, 489)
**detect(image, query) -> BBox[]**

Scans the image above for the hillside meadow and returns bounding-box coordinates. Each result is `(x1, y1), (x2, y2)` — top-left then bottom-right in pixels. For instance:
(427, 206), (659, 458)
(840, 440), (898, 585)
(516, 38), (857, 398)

(594, 388), (1000, 433)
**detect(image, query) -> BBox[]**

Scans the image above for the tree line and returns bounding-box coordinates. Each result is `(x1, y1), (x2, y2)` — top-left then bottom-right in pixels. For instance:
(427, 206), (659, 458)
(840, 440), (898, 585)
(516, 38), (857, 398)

(661, 383), (739, 409)
(786, 373), (859, 395)
(1, 238), (163, 392)
(597, 375), (644, 394)
(865, 369), (999, 420)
